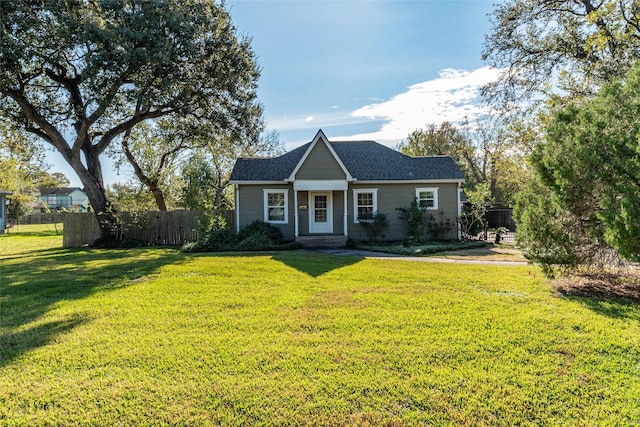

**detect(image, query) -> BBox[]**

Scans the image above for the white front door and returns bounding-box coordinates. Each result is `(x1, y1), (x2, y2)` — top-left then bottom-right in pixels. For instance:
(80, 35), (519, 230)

(309, 192), (333, 234)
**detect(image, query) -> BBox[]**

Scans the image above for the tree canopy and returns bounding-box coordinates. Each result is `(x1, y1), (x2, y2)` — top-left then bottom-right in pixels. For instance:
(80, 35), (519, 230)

(0, 0), (263, 238)
(400, 120), (531, 206)
(483, 0), (640, 108)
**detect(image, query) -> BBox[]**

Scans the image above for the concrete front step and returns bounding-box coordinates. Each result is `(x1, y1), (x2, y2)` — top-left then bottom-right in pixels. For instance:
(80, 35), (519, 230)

(296, 235), (348, 248)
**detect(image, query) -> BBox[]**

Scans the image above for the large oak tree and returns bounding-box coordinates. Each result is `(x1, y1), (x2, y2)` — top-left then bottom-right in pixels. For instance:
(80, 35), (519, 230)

(483, 0), (640, 108)
(0, 0), (262, 239)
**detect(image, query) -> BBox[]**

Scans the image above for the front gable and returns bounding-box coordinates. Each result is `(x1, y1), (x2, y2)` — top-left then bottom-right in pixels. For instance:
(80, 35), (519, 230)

(288, 130), (353, 182)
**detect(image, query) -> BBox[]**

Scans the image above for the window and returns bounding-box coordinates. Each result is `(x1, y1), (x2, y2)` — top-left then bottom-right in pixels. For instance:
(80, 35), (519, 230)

(47, 194), (57, 206)
(416, 187), (438, 210)
(263, 190), (288, 223)
(353, 189), (378, 223)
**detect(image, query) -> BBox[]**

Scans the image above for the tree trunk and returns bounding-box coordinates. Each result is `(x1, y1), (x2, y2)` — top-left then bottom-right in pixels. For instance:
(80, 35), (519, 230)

(151, 185), (167, 211)
(71, 148), (121, 242)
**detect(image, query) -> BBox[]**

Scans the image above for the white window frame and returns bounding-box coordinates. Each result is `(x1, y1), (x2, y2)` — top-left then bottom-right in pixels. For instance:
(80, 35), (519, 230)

(353, 188), (378, 223)
(416, 187), (438, 210)
(263, 189), (289, 224)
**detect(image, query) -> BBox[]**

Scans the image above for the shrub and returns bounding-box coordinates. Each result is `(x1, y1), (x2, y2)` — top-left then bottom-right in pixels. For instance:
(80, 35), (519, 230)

(184, 226), (238, 252)
(184, 219), (290, 253)
(358, 211), (389, 242)
(396, 200), (424, 241)
(238, 220), (283, 243)
(425, 211), (454, 241)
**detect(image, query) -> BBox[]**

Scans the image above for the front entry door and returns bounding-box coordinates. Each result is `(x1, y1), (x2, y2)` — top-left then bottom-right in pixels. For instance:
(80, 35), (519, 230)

(309, 192), (333, 234)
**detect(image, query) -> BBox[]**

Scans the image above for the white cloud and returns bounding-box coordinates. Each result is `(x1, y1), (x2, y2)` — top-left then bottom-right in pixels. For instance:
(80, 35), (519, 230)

(304, 115), (314, 122)
(335, 66), (501, 144)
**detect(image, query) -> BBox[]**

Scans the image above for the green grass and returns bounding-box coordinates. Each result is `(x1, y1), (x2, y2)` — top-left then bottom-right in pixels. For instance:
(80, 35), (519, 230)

(1, 226), (640, 425)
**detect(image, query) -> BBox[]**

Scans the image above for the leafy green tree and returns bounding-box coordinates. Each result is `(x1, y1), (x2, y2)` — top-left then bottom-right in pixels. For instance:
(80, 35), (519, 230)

(0, 1), (262, 240)
(180, 152), (224, 211)
(517, 62), (640, 273)
(116, 120), (187, 211)
(180, 130), (284, 212)
(106, 182), (157, 213)
(400, 120), (530, 206)
(483, 0), (640, 109)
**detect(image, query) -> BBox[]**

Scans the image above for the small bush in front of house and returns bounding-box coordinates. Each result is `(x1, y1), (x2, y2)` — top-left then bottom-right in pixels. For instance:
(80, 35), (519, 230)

(358, 211), (389, 242)
(425, 211), (454, 241)
(396, 200), (424, 242)
(183, 225), (238, 252)
(397, 201), (454, 242)
(238, 220), (283, 244)
(183, 219), (300, 252)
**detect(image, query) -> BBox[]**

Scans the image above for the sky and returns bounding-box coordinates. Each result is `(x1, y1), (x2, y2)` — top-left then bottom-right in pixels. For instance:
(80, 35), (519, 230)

(52, 0), (499, 187)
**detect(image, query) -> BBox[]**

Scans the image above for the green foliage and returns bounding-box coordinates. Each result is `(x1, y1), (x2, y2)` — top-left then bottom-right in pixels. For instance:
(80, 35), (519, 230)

(400, 120), (531, 206)
(424, 211), (455, 241)
(483, 0), (640, 109)
(459, 182), (491, 239)
(3, 232), (640, 425)
(106, 182), (157, 213)
(184, 219), (297, 252)
(0, 1), (263, 239)
(357, 211), (389, 242)
(396, 200), (424, 241)
(238, 220), (283, 244)
(515, 63), (640, 275)
(398, 201), (455, 242)
(180, 152), (228, 211)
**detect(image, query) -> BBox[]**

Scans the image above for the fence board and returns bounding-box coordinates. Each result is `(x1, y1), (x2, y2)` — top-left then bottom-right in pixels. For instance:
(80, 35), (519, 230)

(16, 213), (66, 225)
(63, 210), (234, 247)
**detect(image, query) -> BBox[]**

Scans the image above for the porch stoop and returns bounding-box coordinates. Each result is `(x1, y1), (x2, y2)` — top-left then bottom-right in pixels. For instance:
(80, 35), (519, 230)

(296, 235), (348, 248)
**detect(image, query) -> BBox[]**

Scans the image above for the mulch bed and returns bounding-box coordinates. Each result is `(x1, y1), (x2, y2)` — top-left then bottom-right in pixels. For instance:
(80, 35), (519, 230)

(553, 271), (640, 301)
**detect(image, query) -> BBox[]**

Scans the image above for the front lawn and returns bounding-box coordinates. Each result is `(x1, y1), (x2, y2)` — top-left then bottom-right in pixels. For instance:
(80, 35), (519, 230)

(1, 227), (639, 425)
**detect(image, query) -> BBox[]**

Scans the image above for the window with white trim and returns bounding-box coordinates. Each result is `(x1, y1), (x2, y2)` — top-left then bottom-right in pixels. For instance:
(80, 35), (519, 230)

(416, 187), (438, 210)
(263, 190), (288, 223)
(353, 189), (378, 223)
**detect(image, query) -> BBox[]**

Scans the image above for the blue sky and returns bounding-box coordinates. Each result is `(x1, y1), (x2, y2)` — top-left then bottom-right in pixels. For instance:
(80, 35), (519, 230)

(54, 0), (498, 186)
(227, 0), (498, 149)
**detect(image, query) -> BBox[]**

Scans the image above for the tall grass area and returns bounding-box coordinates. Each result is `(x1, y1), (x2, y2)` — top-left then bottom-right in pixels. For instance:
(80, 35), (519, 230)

(1, 226), (639, 425)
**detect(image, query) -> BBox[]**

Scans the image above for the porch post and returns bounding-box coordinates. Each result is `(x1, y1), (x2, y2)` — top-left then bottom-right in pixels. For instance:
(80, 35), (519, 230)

(294, 190), (299, 237)
(235, 185), (240, 234)
(343, 189), (348, 237)
(457, 182), (462, 241)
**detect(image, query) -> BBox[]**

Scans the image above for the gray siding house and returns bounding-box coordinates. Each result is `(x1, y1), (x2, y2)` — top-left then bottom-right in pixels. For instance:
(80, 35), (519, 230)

(39, 187), (90, 212)
(0, 188), (10, 233)
(229, 130), (465, 246)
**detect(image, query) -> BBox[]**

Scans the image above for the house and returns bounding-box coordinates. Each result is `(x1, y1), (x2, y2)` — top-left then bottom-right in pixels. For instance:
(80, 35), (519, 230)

(229, 130), (465, 246)
(39, 187), (90, 212)
(0, 188), (10, 233)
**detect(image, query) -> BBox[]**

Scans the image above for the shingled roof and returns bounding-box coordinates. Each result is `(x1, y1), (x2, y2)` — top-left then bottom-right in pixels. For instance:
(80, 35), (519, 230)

(39, 187), (85, 195)
(230, 135), (464, 182)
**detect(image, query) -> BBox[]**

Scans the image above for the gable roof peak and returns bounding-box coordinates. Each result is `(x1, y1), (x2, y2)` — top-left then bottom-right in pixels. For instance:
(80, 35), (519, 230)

(287, 129), (353, 182)
(312, 129), (329, 143)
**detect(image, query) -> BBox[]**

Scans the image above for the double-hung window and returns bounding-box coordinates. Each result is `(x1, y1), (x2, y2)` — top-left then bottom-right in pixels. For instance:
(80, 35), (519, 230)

(416, 187), (438, 210)
(353, 189), (378, 223)
(263, 190), (288, 224)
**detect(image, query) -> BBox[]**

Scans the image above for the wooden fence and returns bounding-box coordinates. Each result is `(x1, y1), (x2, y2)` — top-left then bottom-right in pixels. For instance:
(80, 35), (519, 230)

(63, 210), (234, 248)
(13, 213), (67, 225)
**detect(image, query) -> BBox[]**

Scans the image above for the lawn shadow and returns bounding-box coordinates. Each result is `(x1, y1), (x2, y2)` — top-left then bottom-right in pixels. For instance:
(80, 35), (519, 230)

(553, 273), (640, 321)
(271, 251), (364, 278)
(0, 246), (185, 367)
(572, 297), (640, 322)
